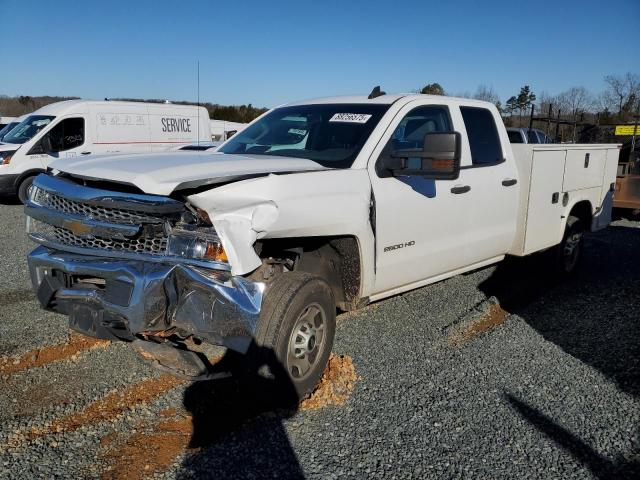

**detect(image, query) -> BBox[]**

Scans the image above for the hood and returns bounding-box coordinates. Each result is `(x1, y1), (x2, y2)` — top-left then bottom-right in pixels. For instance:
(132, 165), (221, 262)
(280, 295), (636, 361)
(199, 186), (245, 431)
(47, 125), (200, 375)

(50, 152), (329, 196)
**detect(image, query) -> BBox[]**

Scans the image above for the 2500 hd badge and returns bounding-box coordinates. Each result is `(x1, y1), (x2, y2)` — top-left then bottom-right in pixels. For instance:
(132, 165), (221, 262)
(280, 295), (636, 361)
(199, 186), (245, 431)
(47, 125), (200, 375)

(384, 240), (416, 252)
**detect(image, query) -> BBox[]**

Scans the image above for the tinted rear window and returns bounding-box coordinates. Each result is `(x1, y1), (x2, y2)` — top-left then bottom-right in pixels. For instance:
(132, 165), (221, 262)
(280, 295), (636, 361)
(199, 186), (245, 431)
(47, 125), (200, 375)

(460, 107), (503, 165)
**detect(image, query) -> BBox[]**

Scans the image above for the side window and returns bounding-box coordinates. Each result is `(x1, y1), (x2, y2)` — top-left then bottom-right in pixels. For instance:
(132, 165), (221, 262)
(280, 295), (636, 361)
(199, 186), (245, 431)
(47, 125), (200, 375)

(391, 105), (452, 150)
(508, 130), (524, 143)
(460, 107), (503, 165)
(48, 117), (85, 152)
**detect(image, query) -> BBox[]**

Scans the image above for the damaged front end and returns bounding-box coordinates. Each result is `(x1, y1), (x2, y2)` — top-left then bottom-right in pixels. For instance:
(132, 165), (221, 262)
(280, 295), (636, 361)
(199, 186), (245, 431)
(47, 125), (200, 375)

(25, 174), (264, 379)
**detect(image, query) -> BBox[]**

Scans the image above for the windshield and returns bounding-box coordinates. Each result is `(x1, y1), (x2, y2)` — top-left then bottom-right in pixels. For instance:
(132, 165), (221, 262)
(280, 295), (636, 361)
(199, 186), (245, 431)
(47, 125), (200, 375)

(219, 103), (390, 168)
(2, 115), (55, 144)
(0, 122), (19, 142)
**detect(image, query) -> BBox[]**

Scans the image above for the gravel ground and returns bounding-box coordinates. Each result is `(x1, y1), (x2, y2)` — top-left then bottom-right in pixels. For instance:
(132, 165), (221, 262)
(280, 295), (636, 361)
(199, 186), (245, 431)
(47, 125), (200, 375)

(0, 203), (638, 480)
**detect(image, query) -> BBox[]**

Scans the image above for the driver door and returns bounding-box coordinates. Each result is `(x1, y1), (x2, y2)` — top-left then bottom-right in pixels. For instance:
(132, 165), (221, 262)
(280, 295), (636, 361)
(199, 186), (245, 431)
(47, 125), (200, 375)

(30, 117), (87, 167)
(368, 101), (472, 295)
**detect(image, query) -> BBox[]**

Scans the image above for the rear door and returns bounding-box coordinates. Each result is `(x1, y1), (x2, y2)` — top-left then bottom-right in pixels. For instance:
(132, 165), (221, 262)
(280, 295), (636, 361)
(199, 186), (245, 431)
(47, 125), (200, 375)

(457, 105), (520, 264)
(368, 99), (473, 294)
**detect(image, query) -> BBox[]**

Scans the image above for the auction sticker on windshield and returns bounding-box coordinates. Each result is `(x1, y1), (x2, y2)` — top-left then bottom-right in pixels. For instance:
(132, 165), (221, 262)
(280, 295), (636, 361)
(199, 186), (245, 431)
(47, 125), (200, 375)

(329, 113), (372, 123)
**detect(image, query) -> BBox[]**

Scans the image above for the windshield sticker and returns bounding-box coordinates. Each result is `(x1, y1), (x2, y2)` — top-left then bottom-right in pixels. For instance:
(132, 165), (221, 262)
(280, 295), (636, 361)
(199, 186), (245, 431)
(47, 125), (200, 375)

(329, 113), (372, 123)
(288, 128), (308, 136)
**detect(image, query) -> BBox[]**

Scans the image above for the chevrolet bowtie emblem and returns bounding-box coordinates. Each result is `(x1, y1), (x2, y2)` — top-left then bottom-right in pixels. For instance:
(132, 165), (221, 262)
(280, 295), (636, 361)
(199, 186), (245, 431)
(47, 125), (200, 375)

(62, 219), (94, 236)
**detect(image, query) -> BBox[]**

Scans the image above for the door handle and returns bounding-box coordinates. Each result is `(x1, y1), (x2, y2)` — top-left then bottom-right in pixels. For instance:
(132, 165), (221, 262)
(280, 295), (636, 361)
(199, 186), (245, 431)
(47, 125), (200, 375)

(81, 151), (92, 155)
(450, 185), (471, 194)
(502, 178), (517, 187)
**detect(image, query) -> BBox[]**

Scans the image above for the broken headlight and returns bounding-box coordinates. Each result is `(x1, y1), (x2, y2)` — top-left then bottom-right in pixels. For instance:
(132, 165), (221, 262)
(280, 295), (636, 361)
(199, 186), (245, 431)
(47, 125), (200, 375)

(167, 226), (228, 263)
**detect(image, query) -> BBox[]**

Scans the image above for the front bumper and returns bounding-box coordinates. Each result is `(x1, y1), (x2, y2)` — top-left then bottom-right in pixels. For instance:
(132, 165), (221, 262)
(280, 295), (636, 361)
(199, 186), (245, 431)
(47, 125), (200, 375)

(0, 173), (19, 196)
(28, 246), (264, 353)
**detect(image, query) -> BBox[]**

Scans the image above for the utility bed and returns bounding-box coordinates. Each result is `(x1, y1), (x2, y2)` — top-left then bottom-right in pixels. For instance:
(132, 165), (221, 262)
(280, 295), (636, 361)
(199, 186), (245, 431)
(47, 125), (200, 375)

(510, 144), (620, 256)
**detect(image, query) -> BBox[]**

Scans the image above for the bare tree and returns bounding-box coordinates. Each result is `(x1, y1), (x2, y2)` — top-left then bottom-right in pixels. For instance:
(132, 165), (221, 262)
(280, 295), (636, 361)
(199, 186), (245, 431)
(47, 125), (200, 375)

(555, 87), (593, 116)
(604, 72), (640, 115)
(473, 85), (499, 104)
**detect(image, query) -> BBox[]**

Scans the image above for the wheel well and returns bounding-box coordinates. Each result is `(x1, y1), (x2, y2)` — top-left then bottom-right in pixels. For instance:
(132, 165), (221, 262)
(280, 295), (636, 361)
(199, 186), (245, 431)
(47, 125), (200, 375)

(569, 200), (593, 228)
(254, 236), (362, 311)
(17, 169), (45, 187)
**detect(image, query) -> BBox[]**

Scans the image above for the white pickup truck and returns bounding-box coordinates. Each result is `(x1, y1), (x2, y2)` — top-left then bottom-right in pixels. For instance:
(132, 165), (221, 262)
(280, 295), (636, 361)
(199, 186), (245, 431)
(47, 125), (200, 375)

(24, 91), (619, 397)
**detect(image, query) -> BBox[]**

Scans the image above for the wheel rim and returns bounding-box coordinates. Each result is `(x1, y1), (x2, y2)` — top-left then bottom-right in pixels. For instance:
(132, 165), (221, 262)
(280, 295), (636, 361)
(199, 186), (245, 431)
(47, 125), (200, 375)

(287, 302), (327, 380)
(563, 231), (582, 271)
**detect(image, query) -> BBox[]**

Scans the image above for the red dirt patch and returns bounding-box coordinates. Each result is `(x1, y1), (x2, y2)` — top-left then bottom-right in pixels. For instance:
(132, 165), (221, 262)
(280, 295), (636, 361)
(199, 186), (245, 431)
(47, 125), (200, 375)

(99, 409), (193, 480)
(300, 353), (358, 410)
(0, 334), (109, 376)
(450, 303), (509, 346)
(28, 375), (185, 438)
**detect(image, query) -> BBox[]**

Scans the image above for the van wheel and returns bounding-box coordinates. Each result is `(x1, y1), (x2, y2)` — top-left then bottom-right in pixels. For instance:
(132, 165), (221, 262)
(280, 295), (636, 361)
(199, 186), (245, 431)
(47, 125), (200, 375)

(252, 272), (336, 400)
(553, 216), (583, 276)
(17, 176), (35, 204)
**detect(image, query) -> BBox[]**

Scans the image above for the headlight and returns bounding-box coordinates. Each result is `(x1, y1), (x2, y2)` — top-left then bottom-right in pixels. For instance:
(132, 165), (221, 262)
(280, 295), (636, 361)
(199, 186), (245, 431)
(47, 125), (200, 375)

(167, 226), (228, 263)
(0, 150), (16, 165)
(27, 185), (50, 206)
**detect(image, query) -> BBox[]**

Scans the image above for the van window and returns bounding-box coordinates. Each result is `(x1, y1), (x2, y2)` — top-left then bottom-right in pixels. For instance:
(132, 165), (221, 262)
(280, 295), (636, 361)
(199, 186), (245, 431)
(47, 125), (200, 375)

(460, 107), (503, 165)
(3, 115), (55, 144)
(48, 118), (85, 151)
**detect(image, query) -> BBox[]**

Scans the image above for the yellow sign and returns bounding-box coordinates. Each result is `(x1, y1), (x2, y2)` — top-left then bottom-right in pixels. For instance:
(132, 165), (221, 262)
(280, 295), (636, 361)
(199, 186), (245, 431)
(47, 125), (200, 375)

(615, 125), (640, 135)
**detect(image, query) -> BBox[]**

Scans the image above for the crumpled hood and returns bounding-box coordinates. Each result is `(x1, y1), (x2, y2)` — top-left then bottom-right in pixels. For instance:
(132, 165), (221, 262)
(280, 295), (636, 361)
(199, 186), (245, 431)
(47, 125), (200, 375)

(50, 152), (329, 195)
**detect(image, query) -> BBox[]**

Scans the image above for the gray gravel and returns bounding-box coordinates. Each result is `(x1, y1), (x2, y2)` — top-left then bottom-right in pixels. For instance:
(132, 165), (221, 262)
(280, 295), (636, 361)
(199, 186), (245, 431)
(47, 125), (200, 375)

(0, 202), (638, 480)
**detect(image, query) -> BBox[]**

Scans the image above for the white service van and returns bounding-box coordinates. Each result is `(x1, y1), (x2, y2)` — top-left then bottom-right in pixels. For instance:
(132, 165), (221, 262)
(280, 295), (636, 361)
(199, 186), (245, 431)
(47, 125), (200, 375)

(0, 100), (210, 202)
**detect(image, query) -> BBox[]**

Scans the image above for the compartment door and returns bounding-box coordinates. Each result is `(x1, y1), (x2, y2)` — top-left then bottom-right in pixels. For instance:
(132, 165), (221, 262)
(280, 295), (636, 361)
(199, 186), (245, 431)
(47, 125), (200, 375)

(523, 150), (566, 254)
(563, 149), (606, 191)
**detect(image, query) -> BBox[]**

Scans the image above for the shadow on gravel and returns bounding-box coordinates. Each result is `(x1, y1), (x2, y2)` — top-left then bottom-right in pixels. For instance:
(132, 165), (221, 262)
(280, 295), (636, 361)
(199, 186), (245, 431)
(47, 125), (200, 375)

(480, 225), (640, 478)
(0, 196), (20, 206)
(506, 394), (640, 479)
(178, 347), (305, 480)
(479, 225), (640, 398)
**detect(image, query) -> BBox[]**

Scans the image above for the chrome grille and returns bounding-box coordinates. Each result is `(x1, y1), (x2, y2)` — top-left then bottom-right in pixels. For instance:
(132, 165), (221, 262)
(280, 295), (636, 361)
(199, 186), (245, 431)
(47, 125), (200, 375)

(32, 188), (161, 225)
(29, 219), (168, 256)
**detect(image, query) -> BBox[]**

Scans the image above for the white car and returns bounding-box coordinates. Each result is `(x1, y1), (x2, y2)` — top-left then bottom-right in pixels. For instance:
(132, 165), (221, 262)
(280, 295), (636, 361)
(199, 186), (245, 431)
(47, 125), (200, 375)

(24, 91), (619, 397)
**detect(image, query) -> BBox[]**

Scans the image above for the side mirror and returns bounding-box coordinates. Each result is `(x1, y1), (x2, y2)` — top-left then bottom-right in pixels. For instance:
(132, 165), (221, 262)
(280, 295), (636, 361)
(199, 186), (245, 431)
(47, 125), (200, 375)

(378, 131), (461, 180)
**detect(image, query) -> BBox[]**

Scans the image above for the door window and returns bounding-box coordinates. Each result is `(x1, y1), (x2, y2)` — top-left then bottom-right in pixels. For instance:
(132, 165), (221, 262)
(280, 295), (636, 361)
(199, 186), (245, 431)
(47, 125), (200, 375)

(48, 118), (85, 152)
(390, 105), (452, 150)
(460, 107), (503, 165)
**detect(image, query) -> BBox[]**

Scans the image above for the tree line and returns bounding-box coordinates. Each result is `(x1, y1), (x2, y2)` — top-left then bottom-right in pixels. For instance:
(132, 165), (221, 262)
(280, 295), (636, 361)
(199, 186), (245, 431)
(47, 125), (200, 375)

(420, 72), (640, 125)
(0, 95), (267, 123)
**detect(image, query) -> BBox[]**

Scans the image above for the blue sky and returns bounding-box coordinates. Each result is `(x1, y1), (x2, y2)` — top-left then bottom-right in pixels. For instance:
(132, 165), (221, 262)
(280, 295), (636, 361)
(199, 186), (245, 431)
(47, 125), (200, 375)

(1, 0), (637, 107)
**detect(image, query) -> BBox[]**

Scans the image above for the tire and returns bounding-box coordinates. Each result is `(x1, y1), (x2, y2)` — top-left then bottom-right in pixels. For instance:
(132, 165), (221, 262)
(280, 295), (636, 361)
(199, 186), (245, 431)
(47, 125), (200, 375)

(553, 215), (584, 276)
(252, 272), (336, 400)
(17, 176), (35, 204)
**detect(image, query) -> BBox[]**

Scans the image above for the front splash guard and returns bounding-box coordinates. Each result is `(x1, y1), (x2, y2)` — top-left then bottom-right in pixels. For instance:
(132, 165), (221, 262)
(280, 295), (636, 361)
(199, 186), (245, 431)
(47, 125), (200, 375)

(27, 245), (264, 353)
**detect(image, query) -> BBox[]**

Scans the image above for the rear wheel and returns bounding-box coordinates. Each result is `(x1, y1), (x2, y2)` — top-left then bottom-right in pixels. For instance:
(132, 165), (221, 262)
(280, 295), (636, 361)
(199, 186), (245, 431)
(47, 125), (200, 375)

(553, 215), (584, 276)
(252, 272), (336, 400)
(17, 175), (35, 204)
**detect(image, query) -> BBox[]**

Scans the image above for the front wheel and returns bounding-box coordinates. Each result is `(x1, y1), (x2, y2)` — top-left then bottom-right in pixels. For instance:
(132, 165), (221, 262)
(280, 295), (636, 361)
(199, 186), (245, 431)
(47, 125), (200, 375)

(253, 272), (336, 400)
(553, 215), (584, 276)
(17, 175), (35, 204)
